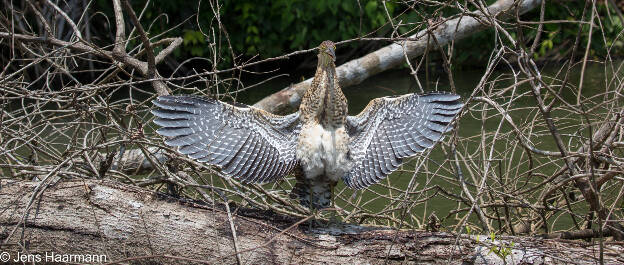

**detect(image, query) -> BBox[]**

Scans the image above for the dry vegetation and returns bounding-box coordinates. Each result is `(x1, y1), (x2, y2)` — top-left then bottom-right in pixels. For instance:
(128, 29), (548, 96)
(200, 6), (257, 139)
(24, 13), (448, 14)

(1, 0), (623, 263)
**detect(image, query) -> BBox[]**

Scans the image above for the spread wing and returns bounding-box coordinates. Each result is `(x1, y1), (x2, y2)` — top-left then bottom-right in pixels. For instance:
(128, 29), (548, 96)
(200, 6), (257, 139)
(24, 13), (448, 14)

(152, 95), (301, 183)
(343, 93), (463, 189)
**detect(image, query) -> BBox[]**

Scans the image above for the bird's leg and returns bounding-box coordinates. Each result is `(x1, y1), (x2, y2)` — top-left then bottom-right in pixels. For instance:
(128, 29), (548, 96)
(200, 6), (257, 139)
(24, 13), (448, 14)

(309, 186), (317, 230)
(329, 181), (338, 227)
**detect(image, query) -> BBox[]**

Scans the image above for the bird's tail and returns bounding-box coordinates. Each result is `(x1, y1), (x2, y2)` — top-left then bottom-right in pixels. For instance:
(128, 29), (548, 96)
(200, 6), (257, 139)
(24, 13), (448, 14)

(290, 172), (333, 209)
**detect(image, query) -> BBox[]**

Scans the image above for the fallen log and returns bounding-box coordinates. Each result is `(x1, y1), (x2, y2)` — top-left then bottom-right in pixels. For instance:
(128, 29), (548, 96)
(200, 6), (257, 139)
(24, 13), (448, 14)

(0, 179), (622, 264)
(252, 0), (542, 114)
(92, 0), (545, 179)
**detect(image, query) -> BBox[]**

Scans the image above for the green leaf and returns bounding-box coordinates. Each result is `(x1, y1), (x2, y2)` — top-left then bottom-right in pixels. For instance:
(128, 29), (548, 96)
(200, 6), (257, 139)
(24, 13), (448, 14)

(190, 46), (204, 56)
(341, 1), (353, 13)
(247, 25), (259, 34)
(365, 1), (377, 19)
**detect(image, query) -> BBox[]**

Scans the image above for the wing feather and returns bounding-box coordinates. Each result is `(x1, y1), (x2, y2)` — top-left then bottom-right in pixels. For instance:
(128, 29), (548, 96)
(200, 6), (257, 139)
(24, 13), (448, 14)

(362, 152), (376, 187)
(379, 127), (400, 170)
(189, 149), (210, 161)
(256, 151), (278, 183)
(216, 132), (249, 166)
(232, 136), (262, 182)
(344, 93), (463, 189)
(411, 124), (437, 145)
(246, 143), (269, 182)
(153, 117), (191, 128)
(276, 160), (291, 180)
(404, 129), (427, 152)
(211, 130), (243, 165)
(222, 135), (255, 175)
(372, 135), (388, 175)
(387, 120), (411, 157)
(207, 128), (234, 162)
(179, 143), (202, 156)
(152, 95), (300, 183)
(261, 150), (279, 182)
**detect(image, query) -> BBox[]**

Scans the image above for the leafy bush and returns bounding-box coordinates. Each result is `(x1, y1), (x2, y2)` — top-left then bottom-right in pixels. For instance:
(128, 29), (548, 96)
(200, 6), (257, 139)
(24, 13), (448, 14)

(92, 0), (623, 67)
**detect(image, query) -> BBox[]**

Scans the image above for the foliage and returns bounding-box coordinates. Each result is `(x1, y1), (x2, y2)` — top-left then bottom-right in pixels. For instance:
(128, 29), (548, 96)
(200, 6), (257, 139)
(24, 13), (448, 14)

(454, 1), (623, 67)
(87, 0), (624, 68)
(487, 232), (515, 263)
(1, 0), (624, 250)
(110, 0), (396, 60)
(533, 1), (624, 59)
(220, 0), (393, 55)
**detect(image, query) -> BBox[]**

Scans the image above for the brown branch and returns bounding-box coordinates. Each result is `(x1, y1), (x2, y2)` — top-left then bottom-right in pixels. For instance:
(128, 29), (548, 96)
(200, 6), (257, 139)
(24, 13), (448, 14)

(252, 0), (543, 113)
(540, 228), (612, 240)
(0, 26), (180, 96)
(1, 179), (622, 264)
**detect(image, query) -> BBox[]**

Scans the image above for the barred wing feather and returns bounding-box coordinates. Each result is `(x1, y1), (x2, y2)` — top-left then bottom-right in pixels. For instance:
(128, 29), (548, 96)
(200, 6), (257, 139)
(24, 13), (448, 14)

(152, 95), (301, 183)
(344, 93), (463, 189)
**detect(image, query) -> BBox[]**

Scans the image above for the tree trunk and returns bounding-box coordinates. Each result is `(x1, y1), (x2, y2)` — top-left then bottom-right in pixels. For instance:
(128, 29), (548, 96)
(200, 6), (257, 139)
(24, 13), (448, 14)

(252, 0), (542, 114)
(100, 0), (545, 175)
(1, 179), (621, 264)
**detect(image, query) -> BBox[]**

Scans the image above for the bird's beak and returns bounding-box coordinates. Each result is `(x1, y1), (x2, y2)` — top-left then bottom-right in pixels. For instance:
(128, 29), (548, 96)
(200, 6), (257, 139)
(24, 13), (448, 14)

(327, 46), (336, 61)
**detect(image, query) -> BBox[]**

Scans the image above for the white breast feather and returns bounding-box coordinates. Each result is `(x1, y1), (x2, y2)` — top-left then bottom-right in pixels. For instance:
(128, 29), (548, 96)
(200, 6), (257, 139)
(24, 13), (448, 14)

(297, 123), (351, 181)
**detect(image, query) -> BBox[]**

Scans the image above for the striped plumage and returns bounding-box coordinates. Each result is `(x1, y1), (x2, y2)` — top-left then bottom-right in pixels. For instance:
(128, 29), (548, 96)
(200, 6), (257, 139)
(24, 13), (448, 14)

(152, 97), (301, 183)
(344, 93), (463, 189)
(152, 40), (463, 210)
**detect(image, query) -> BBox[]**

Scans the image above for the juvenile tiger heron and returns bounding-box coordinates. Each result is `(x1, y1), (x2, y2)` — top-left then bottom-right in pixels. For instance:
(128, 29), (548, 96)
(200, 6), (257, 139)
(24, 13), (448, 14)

(152, 40), (463, 210)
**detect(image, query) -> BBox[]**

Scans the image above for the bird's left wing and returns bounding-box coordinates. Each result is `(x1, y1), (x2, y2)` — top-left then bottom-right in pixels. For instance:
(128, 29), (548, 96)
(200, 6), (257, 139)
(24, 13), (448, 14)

(344, 93), (463, 189)
(152, 95), (301, 183)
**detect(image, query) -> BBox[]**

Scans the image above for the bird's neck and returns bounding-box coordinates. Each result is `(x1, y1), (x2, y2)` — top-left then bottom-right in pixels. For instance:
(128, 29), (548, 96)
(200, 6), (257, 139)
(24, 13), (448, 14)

(300, 54), (347, 127)
(317, 57), (346, 127)
(315, 53), (338, 98)
(317, 53), (334, 69)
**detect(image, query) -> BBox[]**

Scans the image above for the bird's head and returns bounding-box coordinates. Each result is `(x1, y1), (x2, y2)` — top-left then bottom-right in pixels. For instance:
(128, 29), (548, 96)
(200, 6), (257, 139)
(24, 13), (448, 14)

(318, 40), (336, 67)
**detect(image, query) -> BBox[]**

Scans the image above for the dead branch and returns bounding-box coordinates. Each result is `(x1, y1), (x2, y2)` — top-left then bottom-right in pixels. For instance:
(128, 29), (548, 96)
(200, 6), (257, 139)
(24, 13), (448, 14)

(252, 0), (542, 113)
(1, 179), (622, 264)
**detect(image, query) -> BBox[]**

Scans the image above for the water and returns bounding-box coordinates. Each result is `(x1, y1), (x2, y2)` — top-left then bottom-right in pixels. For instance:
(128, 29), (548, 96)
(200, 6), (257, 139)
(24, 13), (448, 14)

(237, 61), (621, 230)
(5, 59), (617, 232)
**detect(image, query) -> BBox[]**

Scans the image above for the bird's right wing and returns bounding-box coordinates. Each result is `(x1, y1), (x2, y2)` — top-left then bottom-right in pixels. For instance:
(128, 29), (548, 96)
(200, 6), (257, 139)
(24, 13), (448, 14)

(344, 93), (463, 189)
(152, 95), (301, 183)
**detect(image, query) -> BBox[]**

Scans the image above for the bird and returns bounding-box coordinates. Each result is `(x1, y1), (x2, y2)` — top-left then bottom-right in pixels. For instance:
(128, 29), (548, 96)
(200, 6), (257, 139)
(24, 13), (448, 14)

(151, 40), (463, 210)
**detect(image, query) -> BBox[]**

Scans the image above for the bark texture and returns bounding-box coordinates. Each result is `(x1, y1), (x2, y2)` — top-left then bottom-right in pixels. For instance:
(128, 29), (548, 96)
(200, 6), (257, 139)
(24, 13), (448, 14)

(1, 179), (622, 264)
(252, 0), (542, 114)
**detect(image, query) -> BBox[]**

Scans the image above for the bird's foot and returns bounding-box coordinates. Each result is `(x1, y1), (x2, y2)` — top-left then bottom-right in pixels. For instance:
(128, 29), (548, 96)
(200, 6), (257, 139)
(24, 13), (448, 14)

(327, 207), (340, 227)
(304, 207), (344, 234)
